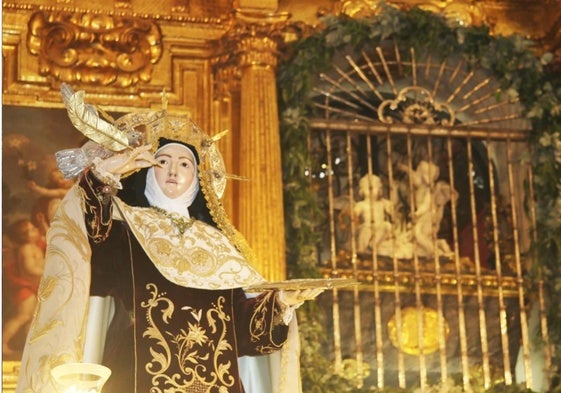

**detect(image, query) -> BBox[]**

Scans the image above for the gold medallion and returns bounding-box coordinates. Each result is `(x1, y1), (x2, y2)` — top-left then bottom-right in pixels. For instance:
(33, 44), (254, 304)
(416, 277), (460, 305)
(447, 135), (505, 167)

(387, 307), (449, 355)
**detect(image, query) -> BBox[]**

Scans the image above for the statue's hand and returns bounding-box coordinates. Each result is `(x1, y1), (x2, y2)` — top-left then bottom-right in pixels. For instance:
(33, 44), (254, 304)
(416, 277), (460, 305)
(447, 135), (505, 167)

(277, 288), (324, 308)
(97, 145), (159, 175)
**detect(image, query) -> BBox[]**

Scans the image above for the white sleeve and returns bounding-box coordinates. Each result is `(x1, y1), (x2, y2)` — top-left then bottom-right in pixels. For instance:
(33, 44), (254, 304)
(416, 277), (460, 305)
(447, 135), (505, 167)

(82, 296), (115, 363)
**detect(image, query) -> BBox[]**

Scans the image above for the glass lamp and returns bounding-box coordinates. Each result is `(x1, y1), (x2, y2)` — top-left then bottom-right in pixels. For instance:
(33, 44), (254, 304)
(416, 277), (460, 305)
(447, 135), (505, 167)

(50, 363), (111, 393)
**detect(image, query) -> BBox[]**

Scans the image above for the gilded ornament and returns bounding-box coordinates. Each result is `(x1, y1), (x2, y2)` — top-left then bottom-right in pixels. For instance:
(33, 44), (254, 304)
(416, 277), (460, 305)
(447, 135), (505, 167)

(378, 86), (455, 125)
(218, 11), (287, 70)
(418, 1), (484, 27)
(387, 307), (450, 355)
(27, 11), (162, 87)
(151, 206), (195, 235)
(338, 0), (383, 18)
(238, 36), (280, 68)
(1, 362), (19, 392)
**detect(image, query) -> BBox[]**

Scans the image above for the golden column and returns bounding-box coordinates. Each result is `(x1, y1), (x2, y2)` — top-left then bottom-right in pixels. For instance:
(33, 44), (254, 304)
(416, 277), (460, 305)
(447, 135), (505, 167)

(222, 11), (288, 281)
(212, 65), (240, 225)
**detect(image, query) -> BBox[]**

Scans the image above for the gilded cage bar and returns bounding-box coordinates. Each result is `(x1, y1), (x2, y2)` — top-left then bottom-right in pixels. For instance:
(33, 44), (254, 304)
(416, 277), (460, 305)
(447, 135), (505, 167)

(310, 122), (547, 389)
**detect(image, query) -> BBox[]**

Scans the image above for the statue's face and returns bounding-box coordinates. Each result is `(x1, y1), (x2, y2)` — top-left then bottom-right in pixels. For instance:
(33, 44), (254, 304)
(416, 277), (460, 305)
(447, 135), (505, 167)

(153, 144), (196, 199)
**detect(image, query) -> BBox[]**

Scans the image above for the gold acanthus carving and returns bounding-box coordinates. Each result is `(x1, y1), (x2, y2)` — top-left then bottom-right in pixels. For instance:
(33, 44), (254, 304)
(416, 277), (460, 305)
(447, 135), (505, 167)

(213, 18), (285, 98)
(237, 36), (279, 69)
(27, 11), (162, 87)
(217, 9), (289, 71)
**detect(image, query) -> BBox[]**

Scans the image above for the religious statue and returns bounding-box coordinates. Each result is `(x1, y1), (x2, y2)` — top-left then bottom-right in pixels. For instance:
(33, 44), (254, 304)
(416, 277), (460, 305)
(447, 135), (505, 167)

(353, 174), (393, 253)
(410, 161), (457, 257)
(16, 84), (324, 393)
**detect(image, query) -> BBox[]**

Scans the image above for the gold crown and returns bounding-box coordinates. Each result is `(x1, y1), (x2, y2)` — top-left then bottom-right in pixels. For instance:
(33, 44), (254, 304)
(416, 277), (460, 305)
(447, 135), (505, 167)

(114, 109), (229, 198)
(113, 109), (203, 153)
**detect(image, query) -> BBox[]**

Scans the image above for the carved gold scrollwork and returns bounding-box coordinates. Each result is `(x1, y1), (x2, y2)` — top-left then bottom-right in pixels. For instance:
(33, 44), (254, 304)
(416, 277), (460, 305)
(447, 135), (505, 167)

(27, 11), (162, 87)
(338, 0), (384, 18)
(237, 35), (280, 69)
(378, 86), (456, 125)
(338, 0), (484, 27)
(213, 17), (282, 96)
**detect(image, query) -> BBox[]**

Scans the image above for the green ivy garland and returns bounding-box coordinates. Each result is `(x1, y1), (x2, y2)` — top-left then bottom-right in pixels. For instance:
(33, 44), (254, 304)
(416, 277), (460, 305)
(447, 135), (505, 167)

(277, 4), (561, 392)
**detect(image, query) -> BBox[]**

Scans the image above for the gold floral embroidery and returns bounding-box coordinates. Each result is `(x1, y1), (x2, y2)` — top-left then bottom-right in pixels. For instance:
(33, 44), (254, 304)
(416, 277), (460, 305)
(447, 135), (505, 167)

(18, 187), (93, 393)
(141, 283), (236, 392)
(248, 292), (287, 353)
(249, 291), (272, 342)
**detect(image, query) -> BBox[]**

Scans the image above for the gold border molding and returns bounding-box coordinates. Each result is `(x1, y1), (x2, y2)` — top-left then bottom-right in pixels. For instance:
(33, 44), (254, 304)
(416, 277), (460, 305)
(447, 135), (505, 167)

(2, 361), (19, 393)
(26, 11), (162, 87)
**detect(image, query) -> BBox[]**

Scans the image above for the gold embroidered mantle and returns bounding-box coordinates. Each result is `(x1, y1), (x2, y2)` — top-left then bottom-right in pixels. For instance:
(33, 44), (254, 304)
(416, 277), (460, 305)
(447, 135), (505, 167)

(16, 186), (302, 393)
(15, 187), (265, 393)
(112, 198), (266, 290)
(17, 188), (92, 393)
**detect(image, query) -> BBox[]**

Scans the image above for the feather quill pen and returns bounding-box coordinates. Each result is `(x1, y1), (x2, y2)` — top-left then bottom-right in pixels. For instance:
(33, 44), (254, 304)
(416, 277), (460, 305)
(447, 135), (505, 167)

(61, 83), (130, 152)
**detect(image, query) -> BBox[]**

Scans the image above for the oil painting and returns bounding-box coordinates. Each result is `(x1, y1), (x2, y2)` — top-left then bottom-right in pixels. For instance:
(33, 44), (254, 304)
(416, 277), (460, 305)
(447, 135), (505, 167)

(2, 105), (84, 360)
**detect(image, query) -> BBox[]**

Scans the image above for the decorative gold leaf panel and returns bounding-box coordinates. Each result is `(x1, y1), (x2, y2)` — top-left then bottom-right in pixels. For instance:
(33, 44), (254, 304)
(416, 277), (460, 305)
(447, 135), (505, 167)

(168, 59), (212, 127)
(14, 0), (233, 20)
(27, 11), (163, 87)
(2, 4), (227, 109)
